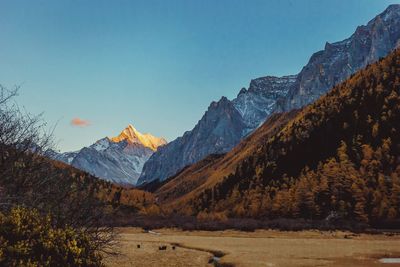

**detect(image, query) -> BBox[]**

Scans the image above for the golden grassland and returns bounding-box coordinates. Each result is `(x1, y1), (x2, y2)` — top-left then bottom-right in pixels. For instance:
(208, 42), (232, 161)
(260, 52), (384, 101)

(104, 228), (400, 267)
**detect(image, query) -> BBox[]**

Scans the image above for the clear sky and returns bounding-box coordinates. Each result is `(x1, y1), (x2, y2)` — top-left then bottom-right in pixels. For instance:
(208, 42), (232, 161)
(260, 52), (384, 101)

(0, 0), (398, 152)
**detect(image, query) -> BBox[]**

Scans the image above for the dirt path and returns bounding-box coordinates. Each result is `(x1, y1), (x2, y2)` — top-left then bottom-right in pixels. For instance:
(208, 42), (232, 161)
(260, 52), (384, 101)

(103, 228), (400, 267)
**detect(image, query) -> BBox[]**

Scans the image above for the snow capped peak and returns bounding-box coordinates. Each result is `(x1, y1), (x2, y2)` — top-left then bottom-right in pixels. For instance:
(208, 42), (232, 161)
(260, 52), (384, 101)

(109, 124), (167, 151)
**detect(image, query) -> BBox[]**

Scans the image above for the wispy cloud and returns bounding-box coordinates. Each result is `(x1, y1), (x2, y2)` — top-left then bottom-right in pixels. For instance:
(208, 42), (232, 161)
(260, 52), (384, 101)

(70, 117), (91, 127)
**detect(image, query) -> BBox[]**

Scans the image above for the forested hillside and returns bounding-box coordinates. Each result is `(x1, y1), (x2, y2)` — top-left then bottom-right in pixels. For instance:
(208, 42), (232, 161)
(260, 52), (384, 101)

(160, 48), (400, 226)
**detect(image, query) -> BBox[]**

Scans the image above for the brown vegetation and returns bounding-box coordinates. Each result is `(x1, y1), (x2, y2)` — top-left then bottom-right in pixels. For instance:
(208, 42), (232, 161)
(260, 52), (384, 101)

(147, 48), (400, 227)
(0, 87), (157, 265)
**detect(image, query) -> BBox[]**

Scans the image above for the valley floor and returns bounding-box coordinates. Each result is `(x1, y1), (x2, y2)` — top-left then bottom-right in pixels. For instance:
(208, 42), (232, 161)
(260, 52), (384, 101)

(104, 228), (400, 267)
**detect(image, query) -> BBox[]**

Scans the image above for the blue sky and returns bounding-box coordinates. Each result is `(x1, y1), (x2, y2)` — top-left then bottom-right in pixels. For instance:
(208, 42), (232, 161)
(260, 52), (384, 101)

(0, 0), (398, 152)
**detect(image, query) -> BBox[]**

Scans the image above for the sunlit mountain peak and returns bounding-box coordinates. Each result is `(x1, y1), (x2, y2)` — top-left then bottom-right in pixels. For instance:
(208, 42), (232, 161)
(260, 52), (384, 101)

(110, 124), (167, 151)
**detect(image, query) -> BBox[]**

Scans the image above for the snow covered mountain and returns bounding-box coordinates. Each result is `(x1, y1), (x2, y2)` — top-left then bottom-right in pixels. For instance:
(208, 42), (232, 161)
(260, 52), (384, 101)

(109, 124), (166, 151)
(138, 4), (400, 185)
(52, 125), (166, 185)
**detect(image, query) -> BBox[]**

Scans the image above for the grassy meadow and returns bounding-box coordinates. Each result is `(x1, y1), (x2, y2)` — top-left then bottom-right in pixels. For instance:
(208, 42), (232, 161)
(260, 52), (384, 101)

(104, 228), (400, 267)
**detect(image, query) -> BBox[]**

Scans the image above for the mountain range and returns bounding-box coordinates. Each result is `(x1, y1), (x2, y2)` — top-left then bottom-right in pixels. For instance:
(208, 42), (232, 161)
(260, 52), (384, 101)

(151, 44), (400, 223)
(44, 4), (400, 226)
(138, 4), (400, 185)
(52, 125), (166, 185)
(52, 5), (400, 188)
(137, 75), (296, 185)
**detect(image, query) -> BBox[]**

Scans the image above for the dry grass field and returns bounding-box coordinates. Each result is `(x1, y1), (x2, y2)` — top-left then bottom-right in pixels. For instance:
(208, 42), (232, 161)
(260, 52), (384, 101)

(103, 228), (400, 267)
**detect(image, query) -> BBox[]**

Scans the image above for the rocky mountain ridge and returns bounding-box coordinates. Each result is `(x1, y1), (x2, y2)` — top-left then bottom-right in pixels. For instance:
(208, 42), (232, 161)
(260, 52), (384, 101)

(138, 5), (400, 185)
(137, 75), (295, 184)
(279, 4), (400, 111)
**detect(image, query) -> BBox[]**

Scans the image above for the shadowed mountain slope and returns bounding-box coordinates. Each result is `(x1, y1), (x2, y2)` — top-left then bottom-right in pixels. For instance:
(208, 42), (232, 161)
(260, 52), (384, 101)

(156, 48), (400, 224)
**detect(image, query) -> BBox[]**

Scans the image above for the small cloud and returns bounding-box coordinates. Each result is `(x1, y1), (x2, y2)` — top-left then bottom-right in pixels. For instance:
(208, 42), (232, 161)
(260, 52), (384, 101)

(71, 117), (91, 127)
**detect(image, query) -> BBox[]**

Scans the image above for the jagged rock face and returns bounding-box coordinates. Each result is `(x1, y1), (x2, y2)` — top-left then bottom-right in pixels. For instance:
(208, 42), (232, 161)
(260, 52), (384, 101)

(138, 77), (294, 185)
(52, 125), (166, 185)
(232, 75), (297, 131)
(137, 97), (247, 184)
(280, 4), (400, 111)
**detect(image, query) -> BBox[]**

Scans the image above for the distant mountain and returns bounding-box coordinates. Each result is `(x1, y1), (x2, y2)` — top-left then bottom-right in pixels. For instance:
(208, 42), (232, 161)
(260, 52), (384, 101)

(52, 125), (166, 185)
(138, 97), (247, 185)
(139, 4), (400, 185)
(156, 47), (400, 224)
(138, 77), (296, 185)
(109, 124), (166, 151)
(137, 76), (295, 185)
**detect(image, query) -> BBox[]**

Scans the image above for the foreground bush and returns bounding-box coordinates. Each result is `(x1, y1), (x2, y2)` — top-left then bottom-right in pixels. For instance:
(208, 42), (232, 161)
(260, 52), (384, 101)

(0, 207), (103, 267)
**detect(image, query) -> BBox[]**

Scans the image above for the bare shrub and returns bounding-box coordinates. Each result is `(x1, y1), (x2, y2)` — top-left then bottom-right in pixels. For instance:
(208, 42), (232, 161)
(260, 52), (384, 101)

(0, 86), (116, 262)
